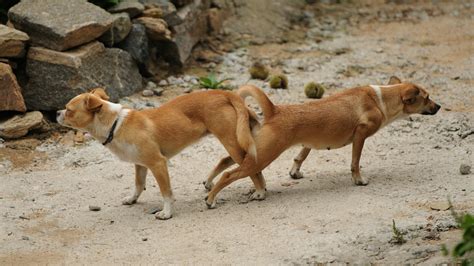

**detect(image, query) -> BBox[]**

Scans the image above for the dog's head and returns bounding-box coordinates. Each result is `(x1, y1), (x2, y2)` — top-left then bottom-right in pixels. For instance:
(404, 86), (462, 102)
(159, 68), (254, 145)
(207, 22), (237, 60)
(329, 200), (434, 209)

(388, 76), (441, 115)
(56, 88), (112, 130)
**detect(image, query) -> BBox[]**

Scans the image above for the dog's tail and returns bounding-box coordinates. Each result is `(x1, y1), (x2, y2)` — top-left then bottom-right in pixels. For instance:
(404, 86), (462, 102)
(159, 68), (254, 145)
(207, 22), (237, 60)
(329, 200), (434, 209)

(237, 85), (275, 122)
(229, 96), (257, 160)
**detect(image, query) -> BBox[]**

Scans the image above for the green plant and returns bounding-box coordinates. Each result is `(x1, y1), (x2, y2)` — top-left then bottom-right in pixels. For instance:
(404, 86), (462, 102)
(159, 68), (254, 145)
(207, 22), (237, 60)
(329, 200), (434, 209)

(304, 82), (326, 99)
(268, 74), (288, 89)
(249, 62), (269, 80)
(442, 200), (474, 265)
(199, 73), (232, 90)
(391, 219), (406, 245)
(88, 0), (121, 9)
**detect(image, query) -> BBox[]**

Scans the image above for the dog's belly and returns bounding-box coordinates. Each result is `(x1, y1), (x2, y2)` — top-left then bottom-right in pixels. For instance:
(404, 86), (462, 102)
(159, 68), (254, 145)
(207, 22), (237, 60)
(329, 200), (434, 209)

(302, 136), (353, 150)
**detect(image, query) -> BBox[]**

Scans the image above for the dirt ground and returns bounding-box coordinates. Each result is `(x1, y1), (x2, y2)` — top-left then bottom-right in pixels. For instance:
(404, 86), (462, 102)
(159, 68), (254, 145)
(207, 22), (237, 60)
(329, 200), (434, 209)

(1, 1), (473, 264)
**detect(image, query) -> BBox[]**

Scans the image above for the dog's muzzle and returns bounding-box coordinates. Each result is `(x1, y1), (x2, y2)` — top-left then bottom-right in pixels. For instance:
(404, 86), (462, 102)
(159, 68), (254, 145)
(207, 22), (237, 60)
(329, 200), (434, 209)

(422, 103), (441, 115)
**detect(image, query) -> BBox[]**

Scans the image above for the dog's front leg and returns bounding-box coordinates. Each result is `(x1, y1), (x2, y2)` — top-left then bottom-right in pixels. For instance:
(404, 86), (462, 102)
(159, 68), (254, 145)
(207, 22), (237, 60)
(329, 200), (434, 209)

(149, 158), (174, 220)
(289, 147), (311, 179)
(122, 164), (148, 205)
(351, 125), (370, 186)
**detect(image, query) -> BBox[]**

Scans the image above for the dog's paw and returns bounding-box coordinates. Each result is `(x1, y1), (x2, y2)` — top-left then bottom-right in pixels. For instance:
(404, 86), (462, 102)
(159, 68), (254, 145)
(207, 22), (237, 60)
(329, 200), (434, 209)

(122, 196), (137, 205)
(289, 169), (304, 179)
(204, 196), (217, 209)
(155, 210), (172, 220)
(250, 189), (266, 201)
(202, 181), (214, 191)
(353, 176), (369, 186)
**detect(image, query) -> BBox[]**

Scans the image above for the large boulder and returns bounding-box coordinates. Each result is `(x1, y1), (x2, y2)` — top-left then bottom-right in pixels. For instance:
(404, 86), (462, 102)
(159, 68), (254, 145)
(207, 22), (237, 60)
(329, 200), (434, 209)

(108, 0), (145, 18)
(99, 13), (133, 47)
(8, 0), (114, 51)
(0, 111), (43, 139)
(24, 42), (142, 111)
(116, 23), (151, 75)
(0, 25), (29, 58)
(0, 63), (26, 112)
(158, 0), (210, 67)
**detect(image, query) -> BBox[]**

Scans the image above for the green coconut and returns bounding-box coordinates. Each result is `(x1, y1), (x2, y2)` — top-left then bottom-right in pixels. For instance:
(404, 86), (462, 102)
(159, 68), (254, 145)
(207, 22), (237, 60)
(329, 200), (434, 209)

(269, 74), (288, 89)
(304, 82), (326, 99)
(249, 62), (269, 80)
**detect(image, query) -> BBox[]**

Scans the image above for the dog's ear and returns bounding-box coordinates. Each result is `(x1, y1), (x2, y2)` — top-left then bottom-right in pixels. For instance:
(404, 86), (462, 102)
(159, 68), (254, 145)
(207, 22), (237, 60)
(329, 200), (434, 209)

(388, 76), (402, 85)
(90, 88), (110, 101)
(401, 86), (420, 105)
(85, 94), (103, 112)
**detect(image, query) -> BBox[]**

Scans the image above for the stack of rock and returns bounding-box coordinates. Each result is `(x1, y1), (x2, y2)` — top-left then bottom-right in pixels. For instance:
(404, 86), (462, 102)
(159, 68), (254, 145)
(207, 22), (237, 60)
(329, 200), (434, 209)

(0, 0), (226, 139)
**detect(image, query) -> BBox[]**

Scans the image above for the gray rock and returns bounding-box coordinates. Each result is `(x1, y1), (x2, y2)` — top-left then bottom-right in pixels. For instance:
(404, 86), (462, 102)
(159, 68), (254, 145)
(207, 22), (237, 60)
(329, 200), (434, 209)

(8, 0), (114, 51)
(153, 88), (164, 96)
(460, 164), (471, 175)
(88, 205), (101, 211)
(116, 23), (150, 76)
(21, 236), (29, 240)
(99, 13), (132, 47)
(0, 63), (26, 112)
(0, 25), (29, 58)
(108, 0), (145, 18)
(24, 41), (142, 110)
(145, 81), (157, 90)
(183, 87), (192, 93)
(158, 80), (168, 86)
(0, 111), (43, 139)
(157, 0), (210, 67)
(142, 89), (154, 97)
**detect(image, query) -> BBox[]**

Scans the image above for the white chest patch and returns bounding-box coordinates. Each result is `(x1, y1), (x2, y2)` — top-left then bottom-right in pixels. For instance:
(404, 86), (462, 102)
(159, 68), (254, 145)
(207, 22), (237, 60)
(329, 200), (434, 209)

(108, 141), (140, 163)
(370, 85), (387, 118)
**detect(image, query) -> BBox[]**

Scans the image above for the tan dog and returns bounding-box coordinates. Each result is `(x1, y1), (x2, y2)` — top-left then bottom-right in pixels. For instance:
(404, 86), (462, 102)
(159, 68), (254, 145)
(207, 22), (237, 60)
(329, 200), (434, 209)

(204, 76), (441, 208)
(57, 88), (265, 219)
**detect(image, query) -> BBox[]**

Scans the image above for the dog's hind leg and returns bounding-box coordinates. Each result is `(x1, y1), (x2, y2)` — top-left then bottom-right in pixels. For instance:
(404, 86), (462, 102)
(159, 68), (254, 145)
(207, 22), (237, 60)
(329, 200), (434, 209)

(122, 164), (147, 205)
(205, 155), (260, 208)
(203, 156), (235, 191)
(249, 172), (266, 201)
(289, 147), (311, 179)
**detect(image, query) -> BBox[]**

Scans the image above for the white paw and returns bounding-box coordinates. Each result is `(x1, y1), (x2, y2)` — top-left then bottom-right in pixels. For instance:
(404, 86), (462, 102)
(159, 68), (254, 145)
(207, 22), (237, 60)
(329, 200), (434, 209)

(205, 197), (216, 209)
(289, 169), (304, 179)
(250, 189), (266, 201)
(122, 196), (137, 205)
(155, 210), (172, 220)
(203, 181), (214, 191)
(353, 176), (369, 186)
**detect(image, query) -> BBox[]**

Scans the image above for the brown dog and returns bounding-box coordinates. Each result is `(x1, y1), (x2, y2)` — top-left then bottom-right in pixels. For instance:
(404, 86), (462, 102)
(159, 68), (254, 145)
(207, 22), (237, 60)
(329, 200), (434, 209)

(57, 88), (265, 219)
(204, 76), (441, 208)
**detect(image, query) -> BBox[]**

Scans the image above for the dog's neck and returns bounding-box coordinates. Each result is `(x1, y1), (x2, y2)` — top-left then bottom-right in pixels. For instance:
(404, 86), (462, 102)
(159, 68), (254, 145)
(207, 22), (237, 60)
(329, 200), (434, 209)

(87, 102), (130, 144)
(370, 84), (407, 126)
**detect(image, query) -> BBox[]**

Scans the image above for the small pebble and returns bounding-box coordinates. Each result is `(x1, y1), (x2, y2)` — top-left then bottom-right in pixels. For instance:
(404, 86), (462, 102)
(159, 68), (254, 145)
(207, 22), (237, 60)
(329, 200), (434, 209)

(89, 205), (101, 211)
(142, 237), (148, 241)
(183, 87), (192, 93)
(158, 80), (168, 86)
(22, 236), (29, 240)
(153, 88), (164, 96)
(460, 164), (471, 175)
(146, 81), (157, 90)
(142, 89), (154, 97)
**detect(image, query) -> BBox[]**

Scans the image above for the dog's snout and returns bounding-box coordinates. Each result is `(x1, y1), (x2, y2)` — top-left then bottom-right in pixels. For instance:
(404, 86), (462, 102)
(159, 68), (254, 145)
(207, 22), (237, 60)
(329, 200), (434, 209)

(432, 103), (441, 114)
